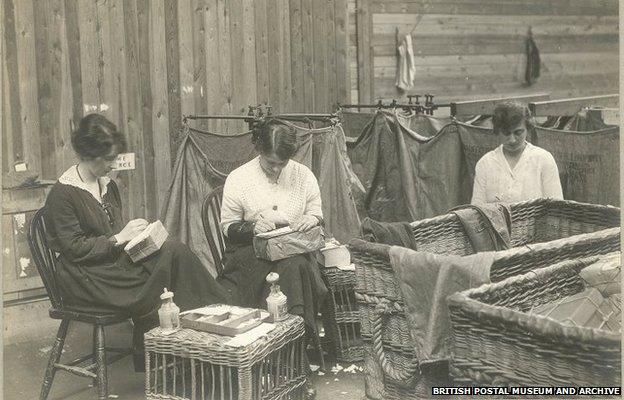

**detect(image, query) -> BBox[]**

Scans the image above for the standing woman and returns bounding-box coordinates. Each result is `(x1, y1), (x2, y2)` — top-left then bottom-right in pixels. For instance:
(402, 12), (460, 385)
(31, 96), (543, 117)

(219, 119), (328, 331)
(44, 114), (232, 370)
(471, 101), (563, 205)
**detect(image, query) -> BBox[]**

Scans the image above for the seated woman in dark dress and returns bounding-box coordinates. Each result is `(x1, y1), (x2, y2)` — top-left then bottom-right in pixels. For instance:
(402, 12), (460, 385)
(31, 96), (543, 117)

(219, 120), (328, 331)
(44, 114), (232, 370)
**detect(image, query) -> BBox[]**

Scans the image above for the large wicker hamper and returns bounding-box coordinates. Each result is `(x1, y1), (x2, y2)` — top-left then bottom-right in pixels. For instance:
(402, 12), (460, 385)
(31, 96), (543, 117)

(447, 254), (621, 387)
(349, 199), (620, 399)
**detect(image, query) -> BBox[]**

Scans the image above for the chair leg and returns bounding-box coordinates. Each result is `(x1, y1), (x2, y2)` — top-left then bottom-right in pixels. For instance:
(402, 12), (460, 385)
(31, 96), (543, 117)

(40, 319), (70, 400)
(313, 327), (326, 372)
(92, 325), (98, 388)
(94, 324), (108, 400)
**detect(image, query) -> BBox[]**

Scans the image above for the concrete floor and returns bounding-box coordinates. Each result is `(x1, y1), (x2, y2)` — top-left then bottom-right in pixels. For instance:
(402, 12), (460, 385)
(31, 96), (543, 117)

(4, 320), (366, 400)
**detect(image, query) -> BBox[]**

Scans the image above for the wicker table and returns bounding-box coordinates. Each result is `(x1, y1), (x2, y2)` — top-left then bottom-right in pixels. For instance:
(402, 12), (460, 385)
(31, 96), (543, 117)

(144, 314), (307, 400)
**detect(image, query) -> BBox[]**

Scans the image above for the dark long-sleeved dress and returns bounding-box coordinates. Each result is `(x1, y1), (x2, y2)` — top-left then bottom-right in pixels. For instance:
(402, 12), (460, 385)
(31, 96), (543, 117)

(45, 172), (232, 366)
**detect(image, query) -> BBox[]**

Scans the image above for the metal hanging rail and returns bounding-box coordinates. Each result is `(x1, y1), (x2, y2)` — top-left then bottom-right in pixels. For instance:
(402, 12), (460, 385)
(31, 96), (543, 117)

(337, 94), (451, 115)
(183, 105), (339, 130)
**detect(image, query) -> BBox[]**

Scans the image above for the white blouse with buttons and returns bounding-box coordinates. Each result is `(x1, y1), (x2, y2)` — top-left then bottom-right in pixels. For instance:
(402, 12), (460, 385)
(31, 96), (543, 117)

(220, 156), (323, 236)
(471, 142), (563, 205)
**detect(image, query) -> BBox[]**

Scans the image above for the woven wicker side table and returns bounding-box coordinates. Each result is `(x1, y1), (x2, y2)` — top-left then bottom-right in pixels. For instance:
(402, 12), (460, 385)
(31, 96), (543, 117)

(144, 314), (307, 400)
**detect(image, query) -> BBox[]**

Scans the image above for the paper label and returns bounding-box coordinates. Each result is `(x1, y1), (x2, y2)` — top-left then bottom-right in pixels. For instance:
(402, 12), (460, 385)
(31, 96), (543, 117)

(113, 153), (135, 170)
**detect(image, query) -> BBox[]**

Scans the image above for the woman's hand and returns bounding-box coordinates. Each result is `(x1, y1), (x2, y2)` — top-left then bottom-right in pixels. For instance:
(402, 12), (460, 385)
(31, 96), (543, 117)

(115, 219), (149, 244)
(259, 209), (289, 226)
(291, 215), (318, 232)
(254, 218), (276, 235)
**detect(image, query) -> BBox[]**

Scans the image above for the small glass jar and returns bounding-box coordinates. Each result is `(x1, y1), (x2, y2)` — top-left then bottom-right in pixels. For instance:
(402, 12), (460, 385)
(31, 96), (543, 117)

(158, 288), (180, 333)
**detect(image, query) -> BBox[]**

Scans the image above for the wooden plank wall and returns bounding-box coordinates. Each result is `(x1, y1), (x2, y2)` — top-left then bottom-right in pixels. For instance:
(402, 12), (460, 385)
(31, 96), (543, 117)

(349, 0), (619, 105)
(2, 0), (351, 222)
(1, 0), (350, 301)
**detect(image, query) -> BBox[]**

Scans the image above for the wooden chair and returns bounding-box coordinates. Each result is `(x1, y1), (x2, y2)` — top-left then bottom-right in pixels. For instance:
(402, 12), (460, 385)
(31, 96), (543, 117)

(201, 185), (227, 277)
(27, 208), (133, 400)
(200, 186), (326, 371)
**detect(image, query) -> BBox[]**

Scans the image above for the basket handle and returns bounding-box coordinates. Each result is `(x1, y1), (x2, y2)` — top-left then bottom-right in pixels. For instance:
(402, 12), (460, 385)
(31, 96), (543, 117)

(371, 300), (420, 383)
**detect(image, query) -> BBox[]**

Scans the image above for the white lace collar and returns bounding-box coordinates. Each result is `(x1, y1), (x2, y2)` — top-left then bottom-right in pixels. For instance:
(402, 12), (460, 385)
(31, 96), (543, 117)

(58, 165), (111, 203)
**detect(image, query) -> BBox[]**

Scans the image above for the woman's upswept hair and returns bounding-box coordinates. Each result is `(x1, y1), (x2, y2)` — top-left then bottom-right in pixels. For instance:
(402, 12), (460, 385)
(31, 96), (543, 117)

(251, 119), (298, 160)
(492, 101), (535, 135)
(71, 113), (127, 159)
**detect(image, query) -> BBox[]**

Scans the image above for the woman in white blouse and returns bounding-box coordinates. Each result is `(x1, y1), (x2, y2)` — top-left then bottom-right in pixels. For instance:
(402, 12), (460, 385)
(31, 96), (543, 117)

(471, 101), (563, 205)
(219, 119), (327, 332)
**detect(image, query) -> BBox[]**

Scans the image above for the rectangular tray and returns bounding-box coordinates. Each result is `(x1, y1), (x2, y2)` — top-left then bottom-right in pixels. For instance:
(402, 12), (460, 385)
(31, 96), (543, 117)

(181, 309), (270, 336)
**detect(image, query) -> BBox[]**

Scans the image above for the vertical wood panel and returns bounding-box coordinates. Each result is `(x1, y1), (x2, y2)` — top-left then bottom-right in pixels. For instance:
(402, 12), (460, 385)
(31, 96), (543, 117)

(0, 0), (3, 189)
(150, 0), (172, 215)
(63, 0), (83, 125)
(108, 0), (131, 222)
(192, 0), (208, 131)
(254, 0), (270, 106)
(2, 215), (16, 295)
(216, 0), (232, 130)
(312, 0), (327, 111)
(229, 0), (244, 116)
(137, 0), (157, 221)
(326, 0), (337, 110)
(34, 0), (64, 180)
(123, 0), (147, 219)
(177, 1), (195, 120)
(203, 1), (219, 131)
(267, 0), (281, 110)
(164, 0), (181, 155)
(3, 0), (19, 173)
(14, 0), (42, 174)
(2, 55), (13, 175)
(289, 0), (304, 109)
(355, 0), (371, 102)
(241, 0), (258, 114)
(96, 0), (115, 121)
(33, 0), (52, 177)
(301, 0), (315, 111)
(334, 0), (349, 103)
(78, 0), (100, 108)
(56, 0), (76, 178)
(280, 0), (292, 112)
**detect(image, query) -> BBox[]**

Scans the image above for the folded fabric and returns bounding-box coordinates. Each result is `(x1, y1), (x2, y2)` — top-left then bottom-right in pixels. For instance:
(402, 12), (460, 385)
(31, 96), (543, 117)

(360, 217), (417, 249)
(389, 246), (493, 365)
(449, 203), (512, 252)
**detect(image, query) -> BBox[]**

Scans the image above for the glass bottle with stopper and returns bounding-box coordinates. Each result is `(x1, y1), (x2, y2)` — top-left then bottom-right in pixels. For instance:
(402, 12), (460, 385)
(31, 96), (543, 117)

(158, 287), (180, 333)
(266, 272), (288, 322)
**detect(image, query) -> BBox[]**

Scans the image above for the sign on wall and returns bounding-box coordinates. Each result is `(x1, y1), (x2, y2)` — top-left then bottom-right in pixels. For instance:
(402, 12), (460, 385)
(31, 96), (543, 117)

(114, 153), (136, 171)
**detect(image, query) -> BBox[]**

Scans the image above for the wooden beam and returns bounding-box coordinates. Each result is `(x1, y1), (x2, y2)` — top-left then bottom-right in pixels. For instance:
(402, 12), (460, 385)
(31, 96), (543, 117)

(450, 93), (550, 116)
(370, 0), (618, 16)
(355, 0), (371, 103)
(529, 94), (619, 116)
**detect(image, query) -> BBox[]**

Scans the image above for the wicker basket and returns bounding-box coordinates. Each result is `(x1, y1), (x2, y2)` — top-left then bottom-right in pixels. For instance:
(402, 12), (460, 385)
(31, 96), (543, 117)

(320, 266), (364, 362)
(350, 199), (620, 399)
(448, 254), (621, 387)
(144, 314), (307, 400)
